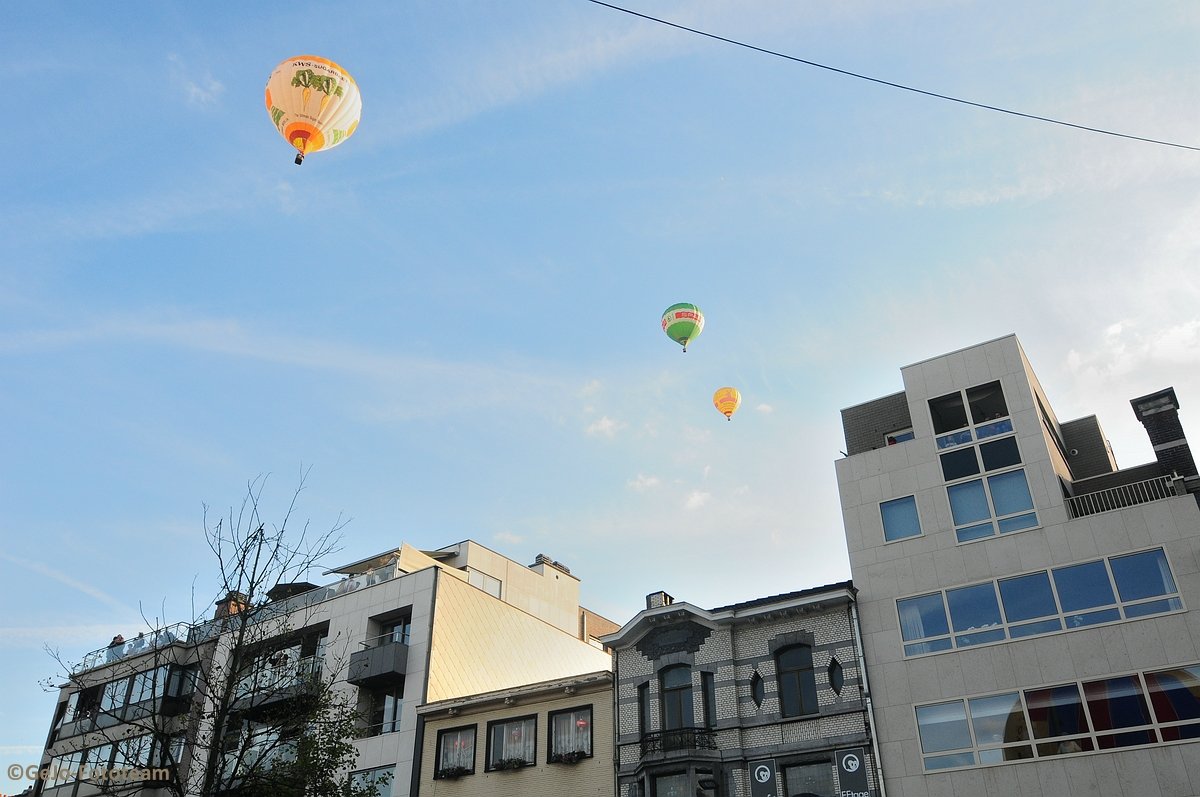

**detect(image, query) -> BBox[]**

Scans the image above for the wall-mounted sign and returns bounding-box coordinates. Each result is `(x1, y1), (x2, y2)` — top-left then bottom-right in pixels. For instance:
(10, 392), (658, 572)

(835, 747), (872, 797)
(748, 758), (778, 797)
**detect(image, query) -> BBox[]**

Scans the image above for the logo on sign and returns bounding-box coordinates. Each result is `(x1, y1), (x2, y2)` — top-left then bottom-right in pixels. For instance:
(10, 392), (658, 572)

(841, 752), (860, 773)
(754, 765), (772, 783)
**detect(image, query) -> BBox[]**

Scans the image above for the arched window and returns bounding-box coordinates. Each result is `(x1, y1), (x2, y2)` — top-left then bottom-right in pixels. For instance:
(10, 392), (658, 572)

(777, 645), (817, 717)
(660, 665), (693, 730)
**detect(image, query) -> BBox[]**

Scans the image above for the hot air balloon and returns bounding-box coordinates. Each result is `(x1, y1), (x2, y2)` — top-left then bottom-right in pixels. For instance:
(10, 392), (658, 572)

(265, 55), (362, 165)
(661, 303), (704, 352)
(713, 387), (741, 421)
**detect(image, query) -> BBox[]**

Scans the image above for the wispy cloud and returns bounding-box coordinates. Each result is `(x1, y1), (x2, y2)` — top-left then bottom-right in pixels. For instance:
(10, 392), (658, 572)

(627, 474), (661, 492)
(586, 415), (624, 438)
(755, 403), (774, 413)
(168, 53), (225, 107)
(684, 490), (711, 510)
(0, 554), (134, 615)
(494, 531), (524, 545)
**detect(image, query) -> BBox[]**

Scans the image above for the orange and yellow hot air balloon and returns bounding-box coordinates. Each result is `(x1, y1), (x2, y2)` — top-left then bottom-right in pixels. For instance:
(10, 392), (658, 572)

(713, 387), (741, 421)
(265, 55), (362, 165)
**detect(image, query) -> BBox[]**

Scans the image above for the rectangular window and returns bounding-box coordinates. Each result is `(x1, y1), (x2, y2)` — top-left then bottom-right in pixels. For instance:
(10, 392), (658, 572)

(350, 766), (394, 797)
(549, 705), (593, 761)
(915, 701), (975, 770)
(900, 549), (1182, 657)
(701, 672), (717, 728)
(881, 495), (922, 541)
(486, 715), (536, 770)
(783, 762), (834, 797)
(885, 428), (915, 445)
(435, 725), (476, 776)
(948, 468), (1037, 543)
(638, 682), (651, 735)
(654, 773), (691, 797)
(367, 685), (403, 735)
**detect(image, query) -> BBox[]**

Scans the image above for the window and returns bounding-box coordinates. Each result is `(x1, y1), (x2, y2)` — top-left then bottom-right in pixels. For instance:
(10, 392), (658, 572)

(549, 705), (592, 762)
(383, 616), (411, 645)
(783, 762), (834, 797)
(660, 666), (693, 729)
(486, 715), (536, 770)
(917, 666), (1200, 771)
(367, 685), (402, 735)
(777, 645), (818, 717)
(898, 549), (1182, 656)
(701, 672), (717, 728)
(113, 734), (153, 772)
(885, 428), (915, 446)
(750, 671), (765, 708)
(881, 495), (922, 541)
(350, 765), (394, 797)
(129, 666), (168, 705)
(654, 772), (690, 797)
(638, 682), (651, 734)
(434, 725), (475, 776)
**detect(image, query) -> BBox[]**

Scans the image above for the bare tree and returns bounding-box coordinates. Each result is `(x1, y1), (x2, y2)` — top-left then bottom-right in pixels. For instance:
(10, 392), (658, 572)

(42, 471), (387, 797)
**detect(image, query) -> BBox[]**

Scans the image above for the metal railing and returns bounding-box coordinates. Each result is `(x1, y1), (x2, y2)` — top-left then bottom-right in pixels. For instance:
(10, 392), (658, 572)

(233, 654), (322, 701)
(1066, 475), (1178, 518)
(74, 622), (192, 673)
(639, 727), (717, 757)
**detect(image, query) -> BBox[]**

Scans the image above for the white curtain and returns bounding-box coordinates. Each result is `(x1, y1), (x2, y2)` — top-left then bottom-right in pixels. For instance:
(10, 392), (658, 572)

(552, 708), (592, 756)
(491, 717), (536, 764)
(439, 728), (475, 769)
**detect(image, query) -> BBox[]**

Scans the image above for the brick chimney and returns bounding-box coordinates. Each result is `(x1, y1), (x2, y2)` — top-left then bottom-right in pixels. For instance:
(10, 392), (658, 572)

(1131, 387), (1198, 478)
(214, 590), (249, 619)
(646, 590), (674, 610)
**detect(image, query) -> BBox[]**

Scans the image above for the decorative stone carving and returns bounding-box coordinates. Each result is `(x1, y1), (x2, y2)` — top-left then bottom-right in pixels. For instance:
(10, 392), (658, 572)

(636, 620), (713, 659)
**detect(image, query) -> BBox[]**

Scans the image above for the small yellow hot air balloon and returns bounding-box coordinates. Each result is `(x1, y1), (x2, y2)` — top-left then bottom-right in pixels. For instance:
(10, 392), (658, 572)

(713, 387), (741, 421)
(265, 55), (362, 165)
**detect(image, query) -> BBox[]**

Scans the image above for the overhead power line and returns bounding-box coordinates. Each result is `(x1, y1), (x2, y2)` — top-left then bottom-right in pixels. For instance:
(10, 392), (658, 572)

(585, 0), (1200, 152)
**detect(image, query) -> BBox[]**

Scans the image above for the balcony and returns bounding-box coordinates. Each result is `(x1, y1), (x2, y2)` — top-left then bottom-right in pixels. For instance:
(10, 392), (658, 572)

(1066, 474), (1180, 519)
(232, 655), (322, 714)
(640, 727), (717, 758)
(74, 622), (192, 674)
(347, 633), (409, 689)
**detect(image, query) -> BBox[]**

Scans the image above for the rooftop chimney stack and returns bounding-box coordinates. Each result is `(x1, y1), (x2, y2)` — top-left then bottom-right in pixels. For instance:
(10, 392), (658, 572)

(1131, 387), (1198, 478)
(214, 590), (249, 619)
(646, 590), (674, 610)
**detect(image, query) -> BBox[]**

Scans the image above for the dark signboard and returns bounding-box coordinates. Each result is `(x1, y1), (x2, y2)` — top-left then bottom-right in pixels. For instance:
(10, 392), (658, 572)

(835, 747), (871, 797)
(748, 758), (778, 797)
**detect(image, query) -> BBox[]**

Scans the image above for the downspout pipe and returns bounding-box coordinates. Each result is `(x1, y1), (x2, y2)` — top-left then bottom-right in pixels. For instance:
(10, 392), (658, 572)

(850, 599), (888, 797)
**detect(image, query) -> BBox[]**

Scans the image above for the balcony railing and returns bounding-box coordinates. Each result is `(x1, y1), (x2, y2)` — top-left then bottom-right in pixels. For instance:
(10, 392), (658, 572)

(233, 654), (322, 702)
(74, 622), (192, 673)
(1066, 475), (1179, 519)
(639, 727), (717, 757)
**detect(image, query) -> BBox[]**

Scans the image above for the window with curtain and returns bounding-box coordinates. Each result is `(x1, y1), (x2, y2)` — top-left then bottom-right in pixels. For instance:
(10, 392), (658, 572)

(549, 705), (592, 761)
(435, 725), (476, 774)
(487, 716), (536, 769)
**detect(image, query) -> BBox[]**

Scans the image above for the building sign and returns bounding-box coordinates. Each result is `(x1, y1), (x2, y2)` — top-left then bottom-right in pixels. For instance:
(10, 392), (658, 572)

(835, 747), (871, 797)
(748, 758), (778, 797)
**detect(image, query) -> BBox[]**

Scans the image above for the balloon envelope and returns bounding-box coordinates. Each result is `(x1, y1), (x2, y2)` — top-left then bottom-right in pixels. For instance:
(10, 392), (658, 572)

(713, 387), (741, 420)
(661, 303), (704, 351)
(265, 55), (362, 164)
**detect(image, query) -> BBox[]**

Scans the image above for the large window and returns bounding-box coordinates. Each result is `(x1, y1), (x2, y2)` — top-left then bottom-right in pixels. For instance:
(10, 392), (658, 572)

(701, 672), (717, 728)
(367, 685), (402, 736)
(881, 495), (922, 542)
(777, 645), (818, 717)
(783, 761), (834, 797)
(434, 725), (475, 777)
(660, 666), (693, 730)
(897, 548), (1182, 656)
(916, 664), (1200, 771)
(638, 682), (651, 734)
(929, 381), (1036, 542)
(548, 705), (593, 762)
(350, 765), (394, 797)
(486, 715), (536, 770)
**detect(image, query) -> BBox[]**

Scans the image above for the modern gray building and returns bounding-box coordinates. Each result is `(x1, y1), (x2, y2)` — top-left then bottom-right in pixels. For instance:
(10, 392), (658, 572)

(604, 585), (880, 797)
(837, 334), (1200, 796)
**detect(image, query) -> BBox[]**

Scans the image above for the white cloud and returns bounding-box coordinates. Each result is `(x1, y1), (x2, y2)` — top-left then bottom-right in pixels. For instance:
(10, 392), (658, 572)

(755, 403), (774, 413)
(494, 531), (524, 545)
(627, 474), (661, 492)
(586, 415), (624, 438)
(168, 53), (225, 107)
(684, 490), (711, 510)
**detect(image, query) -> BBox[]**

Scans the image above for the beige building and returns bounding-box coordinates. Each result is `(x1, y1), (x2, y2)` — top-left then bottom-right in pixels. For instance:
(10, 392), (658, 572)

(416, 670), (613, 796)
(35, 541), (612, 797)
(837, 335), (1200, 796)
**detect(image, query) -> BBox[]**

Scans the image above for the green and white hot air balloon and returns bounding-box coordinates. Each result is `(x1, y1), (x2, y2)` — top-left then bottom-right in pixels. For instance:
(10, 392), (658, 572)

(661, 303), (704, 352)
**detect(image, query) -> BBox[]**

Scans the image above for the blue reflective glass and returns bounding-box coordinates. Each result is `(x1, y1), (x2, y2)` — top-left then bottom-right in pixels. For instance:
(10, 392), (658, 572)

(948, 480), (990, 525)
(904, 638), (953, 656)
(998, 513), (1038, 533)
(999, 572), (1057, 622)
(988, 469), (1034, 515)
(1124, 597), (1183, 618)
(881, 496), (922, 541)
(1052, 561), (1115, 611)
(898, 594), (949, 641)
(924, 752), (975, 770)
(954, 628), (1005, 647)
(956, 522), (995, 543)
(916, 702), (971, 753)
(1064, 608), (1120, 628)
(1110, 549), (1177, 602)
(946, 584), (1003, 634)
(937, 430), (973, 450)
(976, 419), (1014, 439)
(1010, 618), (1062, 638)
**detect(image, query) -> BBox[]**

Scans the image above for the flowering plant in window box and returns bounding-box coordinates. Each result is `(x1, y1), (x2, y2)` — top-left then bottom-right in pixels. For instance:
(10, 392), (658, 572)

(492, 757), (531, 771)
(435, 765), (470, 779)
(549, 750), (587, 764)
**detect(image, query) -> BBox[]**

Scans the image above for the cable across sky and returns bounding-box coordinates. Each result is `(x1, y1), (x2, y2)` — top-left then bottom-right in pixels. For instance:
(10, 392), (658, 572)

(585, 0), (1200, 153)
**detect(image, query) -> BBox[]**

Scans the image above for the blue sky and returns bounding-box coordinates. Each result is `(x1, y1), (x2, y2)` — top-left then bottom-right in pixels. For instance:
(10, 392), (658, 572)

(4, 0), (1200, 784)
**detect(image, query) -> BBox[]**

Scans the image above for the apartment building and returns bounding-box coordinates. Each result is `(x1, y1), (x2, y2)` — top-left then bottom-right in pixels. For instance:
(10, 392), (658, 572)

(34, 541), (612, 797)
(416, 670), (613, 796)
(604, 585), (879, 797)
(837, 334), (1200, 796)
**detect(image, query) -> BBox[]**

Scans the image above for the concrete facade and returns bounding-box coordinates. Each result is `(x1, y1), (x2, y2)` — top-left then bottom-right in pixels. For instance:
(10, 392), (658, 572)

(603, 586), (879, 797)
(837, 334), (1200, 797)
(35, 541), (611, 797)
